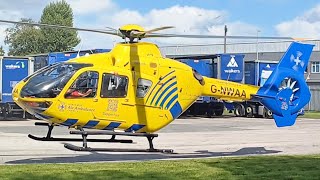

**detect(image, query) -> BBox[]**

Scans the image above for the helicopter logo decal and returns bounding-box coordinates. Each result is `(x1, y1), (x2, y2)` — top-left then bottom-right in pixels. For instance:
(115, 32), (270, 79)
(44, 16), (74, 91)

(291, 51), (304, 71)
(58, 103), (66, 111)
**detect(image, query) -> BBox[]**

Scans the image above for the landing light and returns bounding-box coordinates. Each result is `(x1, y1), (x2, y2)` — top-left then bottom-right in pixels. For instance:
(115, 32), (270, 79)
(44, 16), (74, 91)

(23, 101), (52, 109)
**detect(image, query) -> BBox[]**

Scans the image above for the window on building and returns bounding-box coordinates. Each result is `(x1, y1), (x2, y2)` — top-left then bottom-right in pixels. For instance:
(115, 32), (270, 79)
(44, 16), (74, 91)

(101, 73), (128, 98)
(65, 71), (99, 98)
(136, 79), (152, 98)
(312, 62), (320, 73)
(305, 66), (308, 73)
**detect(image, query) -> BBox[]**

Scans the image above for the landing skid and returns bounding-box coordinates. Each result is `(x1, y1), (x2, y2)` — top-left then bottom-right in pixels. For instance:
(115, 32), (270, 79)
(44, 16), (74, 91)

(64, 143), (173, 153)
(28, 122), (132, 143)
(29, 122), (173, 153)
(65, 130), (174, 154)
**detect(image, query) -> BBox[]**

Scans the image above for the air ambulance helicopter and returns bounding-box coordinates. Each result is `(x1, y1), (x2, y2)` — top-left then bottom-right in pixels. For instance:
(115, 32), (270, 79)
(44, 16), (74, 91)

(0, 20), (314, 153)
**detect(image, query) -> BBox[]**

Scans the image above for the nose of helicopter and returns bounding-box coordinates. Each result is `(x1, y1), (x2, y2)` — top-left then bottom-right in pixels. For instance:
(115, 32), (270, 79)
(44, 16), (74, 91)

(11, 80), (53, 117)
(12, 81), (24, 106)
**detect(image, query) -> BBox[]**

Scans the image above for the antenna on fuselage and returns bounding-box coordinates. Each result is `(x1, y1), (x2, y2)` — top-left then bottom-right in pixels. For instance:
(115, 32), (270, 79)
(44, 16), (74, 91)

(76, 41), (84, 58)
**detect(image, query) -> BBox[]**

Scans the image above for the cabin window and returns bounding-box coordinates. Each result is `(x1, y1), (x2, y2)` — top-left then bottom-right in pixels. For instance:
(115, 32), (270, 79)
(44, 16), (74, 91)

(101, 73), (128, 98)
(311, 62), (320, 73)
(136, 79), (152, 98)
(65, 71), (99, 98)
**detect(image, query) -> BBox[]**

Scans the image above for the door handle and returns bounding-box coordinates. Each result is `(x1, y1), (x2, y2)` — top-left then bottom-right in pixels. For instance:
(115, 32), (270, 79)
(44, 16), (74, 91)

(93, 98), (98, 102)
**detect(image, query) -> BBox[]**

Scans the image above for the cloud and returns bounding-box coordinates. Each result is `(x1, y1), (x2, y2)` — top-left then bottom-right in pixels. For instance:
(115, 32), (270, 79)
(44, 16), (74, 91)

(275, 4), (320, 38)
(146, 5), (225, 32)
(111, 9), (147, 26)
(107, 5), (261, 45)
(0, 9), (24, 51)
(69, 5), (233, 49)
(66, 0), (116, 15)
(0, 1), (266, 52)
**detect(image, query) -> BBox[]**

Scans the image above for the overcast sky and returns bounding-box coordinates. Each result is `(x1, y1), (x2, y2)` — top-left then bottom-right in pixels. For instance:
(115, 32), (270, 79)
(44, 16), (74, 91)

(0, 0), (320, 52)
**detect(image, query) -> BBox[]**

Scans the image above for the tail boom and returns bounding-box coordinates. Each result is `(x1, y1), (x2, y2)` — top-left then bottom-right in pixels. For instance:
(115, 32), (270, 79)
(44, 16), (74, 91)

(201, 77), (259, 102)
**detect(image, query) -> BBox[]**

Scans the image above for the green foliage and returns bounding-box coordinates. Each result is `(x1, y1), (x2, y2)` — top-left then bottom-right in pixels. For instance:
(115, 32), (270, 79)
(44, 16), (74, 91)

(4, 18), (43, 56)
(4, 0), (80, 56)
(0, 155), (320, 179)
(0, 46), (5, 56)
(40, 0), (80, 52)
(299, 111), (320, 119)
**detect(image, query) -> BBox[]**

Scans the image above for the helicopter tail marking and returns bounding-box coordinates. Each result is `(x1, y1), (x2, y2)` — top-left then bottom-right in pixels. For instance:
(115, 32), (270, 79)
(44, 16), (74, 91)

(255, 42), (314, 127)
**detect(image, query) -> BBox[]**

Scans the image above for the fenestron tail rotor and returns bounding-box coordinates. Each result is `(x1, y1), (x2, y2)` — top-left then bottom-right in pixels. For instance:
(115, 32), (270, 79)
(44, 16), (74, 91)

(279, 78), (300, 104)
(0, 19), (312, 43)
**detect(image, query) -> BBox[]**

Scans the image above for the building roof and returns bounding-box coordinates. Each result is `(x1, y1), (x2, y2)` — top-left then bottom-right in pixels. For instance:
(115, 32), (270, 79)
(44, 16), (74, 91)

(160, 40), (320, 58)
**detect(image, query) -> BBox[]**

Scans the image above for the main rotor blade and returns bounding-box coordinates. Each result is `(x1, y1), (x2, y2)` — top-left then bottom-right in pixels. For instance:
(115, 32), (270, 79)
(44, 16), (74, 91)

(131, 26), (175, 37)
(0, 19), (311, 41)
(145, 26), (175, 33)
(0, 19), (122, 37)
(146, 33), (306, 40)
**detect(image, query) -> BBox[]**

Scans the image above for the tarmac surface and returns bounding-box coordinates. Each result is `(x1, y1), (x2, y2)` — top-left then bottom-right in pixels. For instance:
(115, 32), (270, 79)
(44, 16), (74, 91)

(0, 116), (319, 164)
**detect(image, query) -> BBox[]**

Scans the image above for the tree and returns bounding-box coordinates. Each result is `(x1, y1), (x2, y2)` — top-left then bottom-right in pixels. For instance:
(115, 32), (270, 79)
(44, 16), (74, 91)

(40, 0), (80, 52)
(4, 18), (43, 56)
(4, 0), (80, 55)
(0, 46), (4, 56)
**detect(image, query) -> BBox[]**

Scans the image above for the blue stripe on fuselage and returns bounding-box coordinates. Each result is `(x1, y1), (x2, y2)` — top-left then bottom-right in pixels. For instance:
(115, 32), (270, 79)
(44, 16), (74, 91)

(155, 81), (177, 106)
(62, 119), (78, 126)
(146, 71), (175, 103)
(149, 76), (176, 105)
(125, 124), (145, 132)
(160, 87), (178, 108)
(103, 122), (121, 130)
(169, 102), (182, 119)
(83, 120), (99, 128)
(166, 94), (178, 110)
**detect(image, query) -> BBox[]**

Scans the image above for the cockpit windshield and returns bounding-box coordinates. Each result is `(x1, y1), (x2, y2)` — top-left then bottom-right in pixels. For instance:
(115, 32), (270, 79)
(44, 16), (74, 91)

(20, 63), (92, 98)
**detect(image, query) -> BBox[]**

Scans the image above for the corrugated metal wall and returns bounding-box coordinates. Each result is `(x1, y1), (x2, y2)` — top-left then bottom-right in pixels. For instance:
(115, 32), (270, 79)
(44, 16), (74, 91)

(160, 40), (320, 56)
(306, 85), (320, 111)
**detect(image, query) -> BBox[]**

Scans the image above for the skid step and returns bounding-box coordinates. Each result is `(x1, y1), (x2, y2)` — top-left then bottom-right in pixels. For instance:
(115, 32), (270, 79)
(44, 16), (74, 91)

(70, 130), (158, 137)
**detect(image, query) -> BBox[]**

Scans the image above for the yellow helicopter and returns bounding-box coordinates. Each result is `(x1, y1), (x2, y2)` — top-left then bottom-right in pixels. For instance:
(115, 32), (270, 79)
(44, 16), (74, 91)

(0, 20), (314, 153)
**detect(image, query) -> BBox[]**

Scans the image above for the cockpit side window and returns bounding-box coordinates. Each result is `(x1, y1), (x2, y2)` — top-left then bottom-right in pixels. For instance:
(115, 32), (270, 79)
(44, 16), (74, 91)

(101, 73), (128, 98)
(65, 71), (99, 98)
(20, 63), (92, 98)
(136, 79), (152, 98)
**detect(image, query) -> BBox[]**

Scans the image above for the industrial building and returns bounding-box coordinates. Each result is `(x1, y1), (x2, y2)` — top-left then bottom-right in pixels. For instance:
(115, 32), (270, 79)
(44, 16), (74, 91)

(160, 40), (320, 111)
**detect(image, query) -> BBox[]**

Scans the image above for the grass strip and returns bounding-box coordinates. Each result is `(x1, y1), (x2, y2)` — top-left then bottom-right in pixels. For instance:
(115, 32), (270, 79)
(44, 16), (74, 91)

(0, 155), (320, 180)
